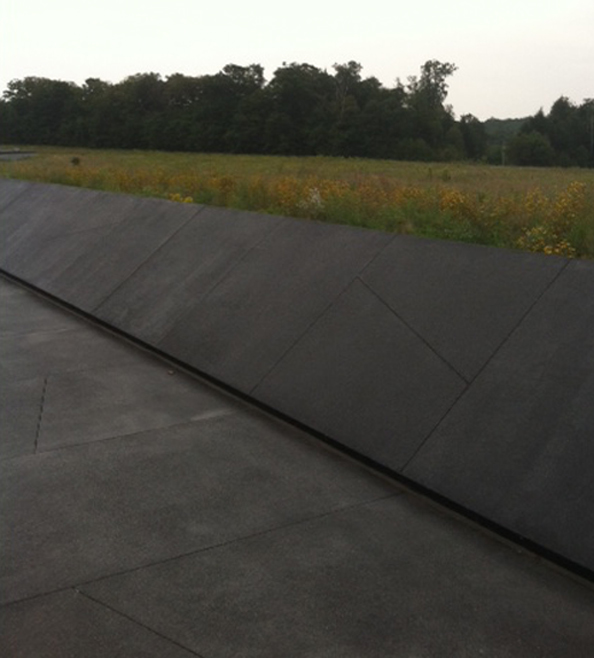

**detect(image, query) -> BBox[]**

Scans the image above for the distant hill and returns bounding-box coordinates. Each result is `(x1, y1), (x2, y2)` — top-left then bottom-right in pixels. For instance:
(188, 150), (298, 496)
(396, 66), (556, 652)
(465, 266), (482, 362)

(482, 118), (528, 165)
(483, 118), (527, 145)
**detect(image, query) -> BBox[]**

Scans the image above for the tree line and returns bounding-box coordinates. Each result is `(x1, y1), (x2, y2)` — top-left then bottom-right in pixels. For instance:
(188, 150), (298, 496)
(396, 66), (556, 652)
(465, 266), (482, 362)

(1, 60), (592, 167)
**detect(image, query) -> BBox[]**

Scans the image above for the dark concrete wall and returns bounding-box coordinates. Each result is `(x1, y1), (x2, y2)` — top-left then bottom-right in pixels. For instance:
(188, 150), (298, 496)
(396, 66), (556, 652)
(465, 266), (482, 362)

(2, 179), (592, 574)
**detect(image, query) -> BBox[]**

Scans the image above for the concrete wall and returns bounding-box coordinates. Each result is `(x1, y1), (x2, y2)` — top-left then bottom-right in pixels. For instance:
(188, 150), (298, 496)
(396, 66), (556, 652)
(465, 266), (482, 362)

(2, 179), (592, 574)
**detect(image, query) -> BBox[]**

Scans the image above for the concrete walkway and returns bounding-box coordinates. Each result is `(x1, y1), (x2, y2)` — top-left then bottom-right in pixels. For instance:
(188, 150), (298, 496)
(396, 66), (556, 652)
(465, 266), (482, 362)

(2, 275), (594, 657)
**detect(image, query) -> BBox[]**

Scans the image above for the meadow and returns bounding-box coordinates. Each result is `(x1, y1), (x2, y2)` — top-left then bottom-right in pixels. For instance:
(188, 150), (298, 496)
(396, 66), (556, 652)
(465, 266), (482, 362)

(1, 146), (593, 258)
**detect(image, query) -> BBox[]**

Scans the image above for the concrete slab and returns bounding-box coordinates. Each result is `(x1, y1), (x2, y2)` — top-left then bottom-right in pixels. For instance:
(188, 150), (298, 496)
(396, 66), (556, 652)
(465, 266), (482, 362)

(0, 183), (127, 259)
(37, 198), (202, 312)
(405, 259), (594, 572)
(0, 326), (140, 382)
(0, 184), (150, 294)
(361, 236), (566, 381)
(82, 496), (594, 658)
(0, 377), (45, 459)
(0, 185), (202, 310)
(2, 225), (114, 290)
(95, 206), (286, 345)
(1, 413), (394, 604)
(0, 280), (83, 335)
(1, 590), (196, 658)
(159, 220), (391, 392)
(0, 178), (33, 212)
(254, 279), (466, 470)
(37, 360), (241, 450)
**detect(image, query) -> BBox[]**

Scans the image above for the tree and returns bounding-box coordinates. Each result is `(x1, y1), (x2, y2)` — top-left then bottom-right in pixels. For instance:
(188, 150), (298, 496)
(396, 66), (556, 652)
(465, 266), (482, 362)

(516, 98), (594, 167)
(459, 114), (487, 160)
(263, 63), (334, 154)
(332, 61), (362, 120)
(508, 131), (555, 166)
(226, 89), (271, 153)
(6, 59), (590, 167)
(221, 64), (264, 94)
(406, 60), (458, 150)
(407, 60), (458, 109)
(2, 77), (82, 144)
(174, 65), (266, 152)
(357, 86), (410, 158)
(580, 99), (594, 166)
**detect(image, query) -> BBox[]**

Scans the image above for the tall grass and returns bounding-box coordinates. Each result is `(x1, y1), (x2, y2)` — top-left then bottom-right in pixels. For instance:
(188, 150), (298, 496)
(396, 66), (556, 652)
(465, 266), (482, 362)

(2, 146), (593, 258)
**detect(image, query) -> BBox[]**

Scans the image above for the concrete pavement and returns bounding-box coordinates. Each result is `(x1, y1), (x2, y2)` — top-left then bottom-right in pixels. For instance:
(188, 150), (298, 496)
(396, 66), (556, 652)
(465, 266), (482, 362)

(2, 275), (594, 657)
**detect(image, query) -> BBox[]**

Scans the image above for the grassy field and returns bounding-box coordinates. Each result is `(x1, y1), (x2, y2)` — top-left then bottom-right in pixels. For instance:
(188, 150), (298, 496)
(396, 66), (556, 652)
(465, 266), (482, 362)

(2, 146), (593, 258)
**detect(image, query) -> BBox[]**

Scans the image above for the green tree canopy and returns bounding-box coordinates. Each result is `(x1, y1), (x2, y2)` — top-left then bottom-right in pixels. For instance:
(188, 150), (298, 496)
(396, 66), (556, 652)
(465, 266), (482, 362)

(2, 60), (589, 167)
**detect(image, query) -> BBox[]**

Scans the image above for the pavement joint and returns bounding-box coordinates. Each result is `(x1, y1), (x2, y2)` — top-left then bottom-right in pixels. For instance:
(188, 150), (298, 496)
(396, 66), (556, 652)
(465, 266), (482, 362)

(33, 376), (48, 454)
(394, 259), (573, 474)
(0, 491), (402, 611)
(87, 207), (202, 315)
(76, 590), (208, 658)
(400, 383), (471, 472)
(356, 275), (470, 384)
(67, 492), (402, 598)
(33, 412), (241, 455)
(457, 257), (571, 389)
(248, 280), (359, 395)
(157, 215), (289, 358)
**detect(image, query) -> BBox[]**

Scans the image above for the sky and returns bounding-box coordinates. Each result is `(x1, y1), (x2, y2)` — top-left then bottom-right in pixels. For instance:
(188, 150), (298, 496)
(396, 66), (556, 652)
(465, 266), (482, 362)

(1, 0), (592, 121)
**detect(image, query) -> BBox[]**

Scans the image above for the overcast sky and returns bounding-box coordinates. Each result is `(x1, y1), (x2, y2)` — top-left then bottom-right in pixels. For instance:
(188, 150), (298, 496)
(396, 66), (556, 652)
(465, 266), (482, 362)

(1, 0), (592, 121)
